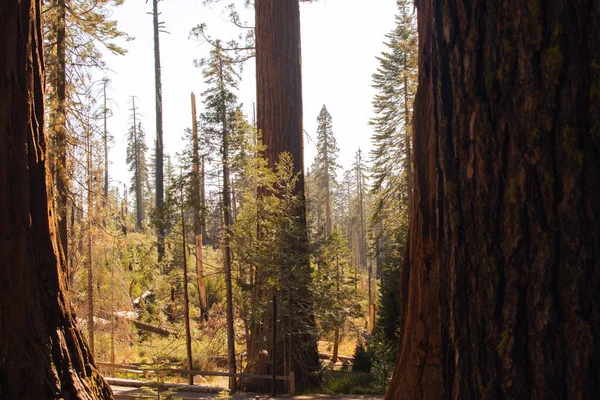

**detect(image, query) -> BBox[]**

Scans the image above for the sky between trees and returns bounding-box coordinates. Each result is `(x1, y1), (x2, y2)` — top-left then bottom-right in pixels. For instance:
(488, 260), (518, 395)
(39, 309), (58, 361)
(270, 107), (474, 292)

(99, 0), (398, 190)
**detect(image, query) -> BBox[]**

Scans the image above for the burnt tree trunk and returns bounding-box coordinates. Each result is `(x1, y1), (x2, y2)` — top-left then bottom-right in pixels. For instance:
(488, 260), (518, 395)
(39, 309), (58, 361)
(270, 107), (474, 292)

(387, 0), (600, 398)
(0, 0), (112, 397)
(251, 0), (320, 389)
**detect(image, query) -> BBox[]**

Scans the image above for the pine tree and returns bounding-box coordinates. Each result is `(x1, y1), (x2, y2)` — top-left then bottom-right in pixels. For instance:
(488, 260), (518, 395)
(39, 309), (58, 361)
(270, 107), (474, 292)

(369, 0), (417, 227)
(199, 39), (242, 392)
(43, 0), (128, 266)
(368, 0), (417, 347)
(313, 105), (340, 238)
(126, 97), (149, 231)
(312, 229), (360, 364)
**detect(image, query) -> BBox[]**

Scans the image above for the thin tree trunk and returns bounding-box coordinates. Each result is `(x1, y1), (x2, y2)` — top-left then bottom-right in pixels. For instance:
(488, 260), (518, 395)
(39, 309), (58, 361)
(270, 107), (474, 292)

(0, 0), (112, 396)
(86, 118), (95, 357)
(132, 98), (143, 230)
(324, 143), (332, 237)
(220, 56), (237, 394)
(55, 0), (68, 264)
(152, 0), (165, 261)
(253, 0), (320, 388)
(387, 0), (600, 398)
(332, 254), (340, 365)
(103, 78), (109, 199)
(191, 93), (209, 321)
(180, 172), (193, 386)
(357, 151), (367, 271)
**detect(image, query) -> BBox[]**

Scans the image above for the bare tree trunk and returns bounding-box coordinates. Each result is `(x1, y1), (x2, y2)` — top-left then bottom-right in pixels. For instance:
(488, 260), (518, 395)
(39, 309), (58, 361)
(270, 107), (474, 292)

(0, 0), (112, 396)
(252, 0), (320, 389)
(152, 0), (165, 261)
(191, 93), (208, 321)
(387, 0), (600, 398)
(180, 173), (193, 385)
(103, 78), (109, 199)
(86, 117), (95, 357)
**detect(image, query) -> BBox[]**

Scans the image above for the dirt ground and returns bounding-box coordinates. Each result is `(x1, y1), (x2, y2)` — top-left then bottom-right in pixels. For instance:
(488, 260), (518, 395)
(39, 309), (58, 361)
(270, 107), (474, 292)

(111, 385), (384, 400)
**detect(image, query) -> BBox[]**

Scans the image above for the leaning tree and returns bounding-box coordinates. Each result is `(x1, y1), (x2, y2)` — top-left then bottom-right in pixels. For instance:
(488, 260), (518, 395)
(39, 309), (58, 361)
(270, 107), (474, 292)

(0, 0), (112, 398)
(387, 0), (600, 398)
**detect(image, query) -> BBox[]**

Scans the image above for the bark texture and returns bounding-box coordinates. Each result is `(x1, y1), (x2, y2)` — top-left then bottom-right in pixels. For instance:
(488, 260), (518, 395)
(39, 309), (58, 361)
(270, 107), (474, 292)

(0, 0), (113, 398)
(386, 1), (442, 397)
(387, 0), (600, 398)
(251, 0), (320, 389)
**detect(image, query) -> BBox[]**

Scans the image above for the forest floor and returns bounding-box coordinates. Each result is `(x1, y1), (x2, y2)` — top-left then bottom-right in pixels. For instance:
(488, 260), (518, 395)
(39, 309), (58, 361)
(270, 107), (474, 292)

(111, 385), (384, 400)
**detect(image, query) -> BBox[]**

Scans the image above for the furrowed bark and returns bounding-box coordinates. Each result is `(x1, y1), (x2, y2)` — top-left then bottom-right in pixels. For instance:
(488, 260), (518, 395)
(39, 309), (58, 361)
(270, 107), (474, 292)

(0, 0), (113, 397)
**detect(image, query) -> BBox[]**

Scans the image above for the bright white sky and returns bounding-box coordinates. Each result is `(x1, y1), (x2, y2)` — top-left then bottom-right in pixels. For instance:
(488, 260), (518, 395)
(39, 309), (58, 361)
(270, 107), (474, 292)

(101, 0), (398, 189)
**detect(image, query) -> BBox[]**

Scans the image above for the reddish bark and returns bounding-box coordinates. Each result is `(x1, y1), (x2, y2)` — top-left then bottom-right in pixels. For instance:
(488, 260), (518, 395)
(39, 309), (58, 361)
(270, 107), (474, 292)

(0, 0), (112, 397)
(388, 0), (600, 398)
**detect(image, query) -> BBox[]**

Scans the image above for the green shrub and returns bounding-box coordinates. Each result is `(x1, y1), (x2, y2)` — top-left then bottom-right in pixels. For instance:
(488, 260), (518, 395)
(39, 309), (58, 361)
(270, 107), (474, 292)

(352, 341), (373, 373)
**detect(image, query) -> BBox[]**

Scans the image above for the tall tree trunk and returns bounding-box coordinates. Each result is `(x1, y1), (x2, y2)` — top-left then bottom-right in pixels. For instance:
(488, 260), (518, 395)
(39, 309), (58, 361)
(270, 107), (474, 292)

(357, 150), (367, 271)
(403, 73), (413, 223)
(191, 93), (208, 321)
(220, 57), (237, 393)
(332, 255), (340, 365)
(132, 98), (143, 231)
(55, 0), (68, 265)
(0, 0), (112, 397)
(103, 78), (109, 199)
(252, 0), (320, 388)
(180, 173), (193, 386)
(387, 0), (600, 398)
(152, 0), (165, 261)
(86, 117), (95, 357)
(324, 144), (332, 237)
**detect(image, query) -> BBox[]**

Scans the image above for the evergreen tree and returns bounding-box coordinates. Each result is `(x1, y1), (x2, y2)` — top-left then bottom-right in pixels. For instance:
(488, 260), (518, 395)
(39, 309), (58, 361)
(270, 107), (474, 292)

(312, 229), (360, 364)
(313, 105), (340, 238)
(368, 0), (417, 347)
(369, 0), (417, 228)
(43, 0), (128, 265)
(198, 39), (242, 392)
(126, 97), (149, 231)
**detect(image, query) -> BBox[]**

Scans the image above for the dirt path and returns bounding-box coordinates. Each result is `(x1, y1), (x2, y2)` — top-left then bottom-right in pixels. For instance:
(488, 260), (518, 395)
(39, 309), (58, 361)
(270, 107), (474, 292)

(111, 385), (384, 400)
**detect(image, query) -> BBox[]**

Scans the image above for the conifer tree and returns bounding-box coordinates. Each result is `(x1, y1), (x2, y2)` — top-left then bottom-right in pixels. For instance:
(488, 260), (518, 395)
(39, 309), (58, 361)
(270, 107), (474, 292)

(368, 0), (417, 345)
(126, 97), (149, 231)
(313, 229), (360, 364)
(313, 105), (340, 238)
(43, 0), (128, 265)
(198, 39), (242, 392)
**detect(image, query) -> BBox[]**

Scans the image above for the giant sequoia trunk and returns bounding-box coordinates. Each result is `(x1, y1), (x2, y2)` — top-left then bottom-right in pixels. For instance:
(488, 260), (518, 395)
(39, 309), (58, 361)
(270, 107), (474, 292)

(0, 0), (113, 398)
(249, 0), (320, 389)
(387, 0), (600, 398)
